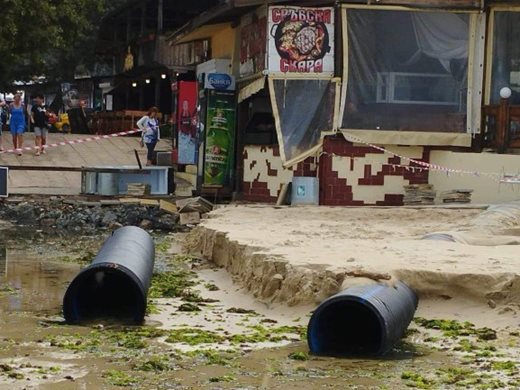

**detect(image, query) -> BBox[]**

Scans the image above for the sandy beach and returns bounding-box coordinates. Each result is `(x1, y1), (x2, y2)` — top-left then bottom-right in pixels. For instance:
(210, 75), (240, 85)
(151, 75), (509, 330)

(188, 204), (520, 328)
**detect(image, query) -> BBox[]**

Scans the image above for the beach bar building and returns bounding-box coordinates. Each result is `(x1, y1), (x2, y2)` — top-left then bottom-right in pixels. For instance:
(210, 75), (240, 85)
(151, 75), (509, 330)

(119, 0), (520, 205)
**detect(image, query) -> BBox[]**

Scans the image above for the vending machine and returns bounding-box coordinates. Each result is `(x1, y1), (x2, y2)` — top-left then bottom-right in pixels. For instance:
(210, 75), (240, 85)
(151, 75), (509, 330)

(197, 73), (236, 193)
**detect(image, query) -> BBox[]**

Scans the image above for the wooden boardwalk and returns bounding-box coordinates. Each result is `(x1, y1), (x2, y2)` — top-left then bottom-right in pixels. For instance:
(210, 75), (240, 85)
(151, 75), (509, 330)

(0, 132), (166, 195)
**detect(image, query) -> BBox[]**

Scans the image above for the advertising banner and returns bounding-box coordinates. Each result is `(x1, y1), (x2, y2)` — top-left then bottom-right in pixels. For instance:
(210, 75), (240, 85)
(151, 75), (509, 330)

(268, 6), (335, 75)
(204, 90), (236, 186)
(177, 81), (198, 165)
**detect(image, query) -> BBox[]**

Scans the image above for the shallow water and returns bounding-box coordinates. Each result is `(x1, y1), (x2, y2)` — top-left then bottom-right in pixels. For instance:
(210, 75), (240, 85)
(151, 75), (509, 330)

(0, 249), (79, 314)
(0, 232), (518, 389)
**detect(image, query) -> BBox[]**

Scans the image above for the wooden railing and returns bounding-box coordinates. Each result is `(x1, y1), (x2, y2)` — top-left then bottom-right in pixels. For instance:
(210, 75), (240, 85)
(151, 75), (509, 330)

(89, 110), (163, 135)
(482, 98), (520, 153)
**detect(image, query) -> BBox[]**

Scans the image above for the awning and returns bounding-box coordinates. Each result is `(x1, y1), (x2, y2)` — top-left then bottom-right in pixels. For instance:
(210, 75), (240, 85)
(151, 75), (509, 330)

(238, 76), (266, 103)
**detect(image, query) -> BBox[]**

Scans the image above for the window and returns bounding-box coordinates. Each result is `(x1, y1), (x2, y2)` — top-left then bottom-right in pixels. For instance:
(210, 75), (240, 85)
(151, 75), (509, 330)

(490, 12), (520, 104)
(342, 9), (470, 133)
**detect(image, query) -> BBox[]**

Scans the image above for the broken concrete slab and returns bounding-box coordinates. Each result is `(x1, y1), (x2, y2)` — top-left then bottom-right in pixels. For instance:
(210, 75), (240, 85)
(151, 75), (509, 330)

(159, 199), (178, 214)
(140, 199), (160, 206)
(119, 197), (141, 204)
(180, 211), (201, 225)
(176, 197), (213, 214)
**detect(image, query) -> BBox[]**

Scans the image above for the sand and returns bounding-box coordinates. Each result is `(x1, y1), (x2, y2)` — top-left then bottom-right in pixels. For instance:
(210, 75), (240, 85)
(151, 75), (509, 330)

(187, 204), (520, 327)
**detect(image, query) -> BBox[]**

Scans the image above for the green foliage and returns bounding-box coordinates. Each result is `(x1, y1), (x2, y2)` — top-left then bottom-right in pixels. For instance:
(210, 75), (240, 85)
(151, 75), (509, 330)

(491, 360), (517, 373)
(148, 271), (197, 299)
(0, 284), (18, 297)
(288, 351), (309, 361)
(0, 0), (128, 86)
(133, 355), (171, 372)
(208, 375), (235, 383)
(413, 318), (497, 340)
(102, 370), (138, 387)
(401, 371), (436, 388)
(165, 328), (224, 345)
(177, 303), (201, 312)
(45, 327), (166, 353)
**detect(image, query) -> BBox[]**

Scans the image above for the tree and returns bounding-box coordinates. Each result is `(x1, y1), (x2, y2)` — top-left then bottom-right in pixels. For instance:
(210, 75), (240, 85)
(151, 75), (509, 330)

(0, 0), (128, 88)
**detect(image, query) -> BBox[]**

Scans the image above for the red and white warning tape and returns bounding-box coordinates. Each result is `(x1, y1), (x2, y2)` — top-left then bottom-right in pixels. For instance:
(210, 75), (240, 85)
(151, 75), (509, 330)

(0, 129), (142, 155)
(340, 133), (519, 183)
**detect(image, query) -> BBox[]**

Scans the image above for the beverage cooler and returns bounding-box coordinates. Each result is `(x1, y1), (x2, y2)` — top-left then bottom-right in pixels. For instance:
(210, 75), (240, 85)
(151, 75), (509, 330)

(176, 73), (236, 195)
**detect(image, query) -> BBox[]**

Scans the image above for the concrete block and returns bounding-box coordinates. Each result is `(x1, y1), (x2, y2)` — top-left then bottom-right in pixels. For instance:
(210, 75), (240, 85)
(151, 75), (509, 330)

(180, 211), (200, 225)
(140, 199), (160, 206)
(160, 199), (178, 214)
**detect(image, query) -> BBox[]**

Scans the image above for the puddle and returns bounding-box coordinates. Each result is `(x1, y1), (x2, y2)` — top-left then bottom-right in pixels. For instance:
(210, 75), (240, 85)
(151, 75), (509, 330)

(0, 249), (80, 315)
(0, 232), (518, 389)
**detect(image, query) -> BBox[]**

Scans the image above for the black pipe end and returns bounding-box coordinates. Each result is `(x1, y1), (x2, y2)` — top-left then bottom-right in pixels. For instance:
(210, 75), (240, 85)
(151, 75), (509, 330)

(63, 263), (146, 325)
(307, 282), (418, 357)
(307, 297), (385, 357)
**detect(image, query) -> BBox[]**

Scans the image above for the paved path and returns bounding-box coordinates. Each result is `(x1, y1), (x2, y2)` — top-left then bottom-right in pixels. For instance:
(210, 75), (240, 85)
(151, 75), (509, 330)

(0, 132), (170, 195)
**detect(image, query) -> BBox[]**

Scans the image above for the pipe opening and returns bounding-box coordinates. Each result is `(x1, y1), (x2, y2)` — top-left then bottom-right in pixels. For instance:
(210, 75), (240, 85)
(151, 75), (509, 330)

(309, 299), (383, 356)
(64, 267), (145, 324)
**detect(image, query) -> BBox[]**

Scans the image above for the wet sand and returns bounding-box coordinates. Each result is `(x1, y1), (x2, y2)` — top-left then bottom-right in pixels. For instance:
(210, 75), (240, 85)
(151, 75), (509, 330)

(0, 231), (518, 389)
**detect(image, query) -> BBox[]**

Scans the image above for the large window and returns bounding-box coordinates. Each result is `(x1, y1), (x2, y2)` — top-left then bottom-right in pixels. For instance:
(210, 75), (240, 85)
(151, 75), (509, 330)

(490, 12), (520, 104)
(342, 9), (470, 133)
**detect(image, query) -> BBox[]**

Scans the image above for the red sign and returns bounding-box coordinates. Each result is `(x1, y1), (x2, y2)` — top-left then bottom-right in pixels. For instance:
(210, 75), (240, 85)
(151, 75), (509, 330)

(176, 81), (198, 165)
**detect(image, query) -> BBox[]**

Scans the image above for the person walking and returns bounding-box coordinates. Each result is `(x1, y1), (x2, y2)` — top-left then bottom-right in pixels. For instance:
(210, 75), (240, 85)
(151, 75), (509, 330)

(30, 94), (49, 156)
(0, 99), (6, 152)
(137, 107), (160, 166)
(9, 93), (26, 156)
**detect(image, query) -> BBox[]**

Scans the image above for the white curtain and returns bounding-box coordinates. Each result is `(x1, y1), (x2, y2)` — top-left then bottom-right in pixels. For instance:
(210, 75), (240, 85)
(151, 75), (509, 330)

(409, 13), (468, 72)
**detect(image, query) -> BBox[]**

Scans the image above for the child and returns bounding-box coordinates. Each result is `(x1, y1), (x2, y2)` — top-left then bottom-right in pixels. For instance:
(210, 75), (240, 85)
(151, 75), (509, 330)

(30, 94), (50, 155)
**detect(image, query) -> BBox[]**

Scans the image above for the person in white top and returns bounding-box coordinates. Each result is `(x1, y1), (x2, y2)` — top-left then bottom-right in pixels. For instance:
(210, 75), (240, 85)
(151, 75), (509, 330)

(136, 106), (160, 166)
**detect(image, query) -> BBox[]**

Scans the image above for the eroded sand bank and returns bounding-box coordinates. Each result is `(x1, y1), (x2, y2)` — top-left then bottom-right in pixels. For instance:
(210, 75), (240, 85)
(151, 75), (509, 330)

(187, 205), (520, 324)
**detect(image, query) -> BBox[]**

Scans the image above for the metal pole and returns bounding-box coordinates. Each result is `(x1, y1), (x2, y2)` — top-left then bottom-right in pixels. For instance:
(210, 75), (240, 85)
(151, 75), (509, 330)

(171, 73), (178, 151)
(157, 0), (164, 34)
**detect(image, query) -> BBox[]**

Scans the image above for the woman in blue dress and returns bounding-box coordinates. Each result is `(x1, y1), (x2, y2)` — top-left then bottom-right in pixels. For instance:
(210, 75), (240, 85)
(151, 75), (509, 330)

(9, 93), (26, 156)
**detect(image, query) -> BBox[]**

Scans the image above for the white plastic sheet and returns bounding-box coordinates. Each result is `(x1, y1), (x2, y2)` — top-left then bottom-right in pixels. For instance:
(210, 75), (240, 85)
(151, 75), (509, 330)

(270, 77), (335, 165)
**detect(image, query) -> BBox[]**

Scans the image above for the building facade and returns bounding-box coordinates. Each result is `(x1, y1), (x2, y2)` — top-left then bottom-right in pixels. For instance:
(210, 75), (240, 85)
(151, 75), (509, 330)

(135, 0), (520, 204)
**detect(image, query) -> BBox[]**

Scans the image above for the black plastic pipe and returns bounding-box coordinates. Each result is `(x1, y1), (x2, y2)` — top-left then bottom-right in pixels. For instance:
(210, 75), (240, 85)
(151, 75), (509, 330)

(63, 226), (155, 324)
(307, 281), (418, 357)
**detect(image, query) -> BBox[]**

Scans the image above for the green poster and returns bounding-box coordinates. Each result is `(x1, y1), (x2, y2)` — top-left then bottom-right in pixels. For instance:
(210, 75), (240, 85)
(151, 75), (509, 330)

(204, 91), (236, 186)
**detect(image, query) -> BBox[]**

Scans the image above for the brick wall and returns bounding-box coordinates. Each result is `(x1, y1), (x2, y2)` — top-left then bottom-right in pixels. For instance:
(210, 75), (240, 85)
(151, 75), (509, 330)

(242, 136), (429, 205)
(319, 135), (430, 206)
(242, 145), (317, 203)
